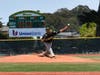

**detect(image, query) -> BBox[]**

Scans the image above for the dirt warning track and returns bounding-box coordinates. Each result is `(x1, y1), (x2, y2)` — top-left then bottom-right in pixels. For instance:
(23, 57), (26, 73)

(0, 72), (100, 75)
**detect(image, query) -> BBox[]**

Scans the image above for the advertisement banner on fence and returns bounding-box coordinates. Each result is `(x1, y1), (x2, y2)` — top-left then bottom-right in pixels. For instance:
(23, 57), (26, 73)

(9, 28), (46, 37)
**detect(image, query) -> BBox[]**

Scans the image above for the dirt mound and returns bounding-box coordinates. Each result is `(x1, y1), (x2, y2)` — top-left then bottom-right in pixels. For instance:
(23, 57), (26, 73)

(0, 54), (98, 63)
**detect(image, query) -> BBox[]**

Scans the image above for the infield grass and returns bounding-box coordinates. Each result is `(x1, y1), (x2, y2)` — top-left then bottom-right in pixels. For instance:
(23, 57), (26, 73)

(0, 63), (100, 72)
(76, 55), (100, 60)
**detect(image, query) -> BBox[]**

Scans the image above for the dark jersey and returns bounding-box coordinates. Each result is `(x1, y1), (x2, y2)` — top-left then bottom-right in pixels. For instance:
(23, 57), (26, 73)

(42, 31), (60, 43)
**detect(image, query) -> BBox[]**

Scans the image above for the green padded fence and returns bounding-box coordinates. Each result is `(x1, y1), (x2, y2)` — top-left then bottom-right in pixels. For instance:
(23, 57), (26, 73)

(0, 38), (100, 55)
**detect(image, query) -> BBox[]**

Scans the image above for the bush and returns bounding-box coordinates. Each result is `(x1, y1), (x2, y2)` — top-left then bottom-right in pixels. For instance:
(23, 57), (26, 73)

(79, 22), (96, 37)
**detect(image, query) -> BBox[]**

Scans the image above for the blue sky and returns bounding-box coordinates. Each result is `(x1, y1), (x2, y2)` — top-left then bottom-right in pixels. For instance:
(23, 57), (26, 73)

(0, 0), (99, 24)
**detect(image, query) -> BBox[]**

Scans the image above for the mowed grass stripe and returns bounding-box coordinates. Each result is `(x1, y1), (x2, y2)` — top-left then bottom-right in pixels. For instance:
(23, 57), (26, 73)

(0, 63), (100, 72)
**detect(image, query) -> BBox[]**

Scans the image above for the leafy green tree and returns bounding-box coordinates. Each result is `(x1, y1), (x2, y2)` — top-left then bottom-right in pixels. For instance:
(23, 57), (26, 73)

(43, 5), (91, 32)
(79, 22), (96, 37)
(78, 6), (100, 36)
(0, 19), (3, 28)
(0, 22), (2, 28)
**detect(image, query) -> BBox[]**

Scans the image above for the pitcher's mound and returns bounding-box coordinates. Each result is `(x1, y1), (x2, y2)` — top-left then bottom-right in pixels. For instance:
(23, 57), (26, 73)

(0, 54), (98, 63)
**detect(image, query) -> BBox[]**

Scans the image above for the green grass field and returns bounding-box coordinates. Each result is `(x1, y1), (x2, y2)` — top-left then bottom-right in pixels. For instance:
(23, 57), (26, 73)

(76, 55), (100, 60)
(0, 63), (100, 72)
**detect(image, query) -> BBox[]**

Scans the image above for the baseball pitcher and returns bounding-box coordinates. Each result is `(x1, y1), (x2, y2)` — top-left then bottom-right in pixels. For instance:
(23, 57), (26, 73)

(39, 24), (70, 58)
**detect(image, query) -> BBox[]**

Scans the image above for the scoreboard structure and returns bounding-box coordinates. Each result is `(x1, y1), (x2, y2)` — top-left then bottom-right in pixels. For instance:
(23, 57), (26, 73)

(8, 10), (45, 28)
(8, 10), (46, 37)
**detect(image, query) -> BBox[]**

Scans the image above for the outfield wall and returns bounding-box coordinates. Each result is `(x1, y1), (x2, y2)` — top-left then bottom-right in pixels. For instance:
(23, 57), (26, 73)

(0, 38), (100, 55)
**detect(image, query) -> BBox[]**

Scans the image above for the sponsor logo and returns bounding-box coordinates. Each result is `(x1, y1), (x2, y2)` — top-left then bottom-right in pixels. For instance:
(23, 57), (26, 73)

(12, 30), (18, 36)
(9, 28), (45, 37)
(19, 32), (41, 36)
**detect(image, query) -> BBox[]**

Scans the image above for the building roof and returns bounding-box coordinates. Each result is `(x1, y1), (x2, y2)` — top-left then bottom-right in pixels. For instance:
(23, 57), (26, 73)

(56, 32), (80, 37)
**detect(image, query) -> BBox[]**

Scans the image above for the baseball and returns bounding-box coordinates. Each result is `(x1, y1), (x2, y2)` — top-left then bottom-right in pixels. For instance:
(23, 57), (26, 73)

(67, 24), (70, 26)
